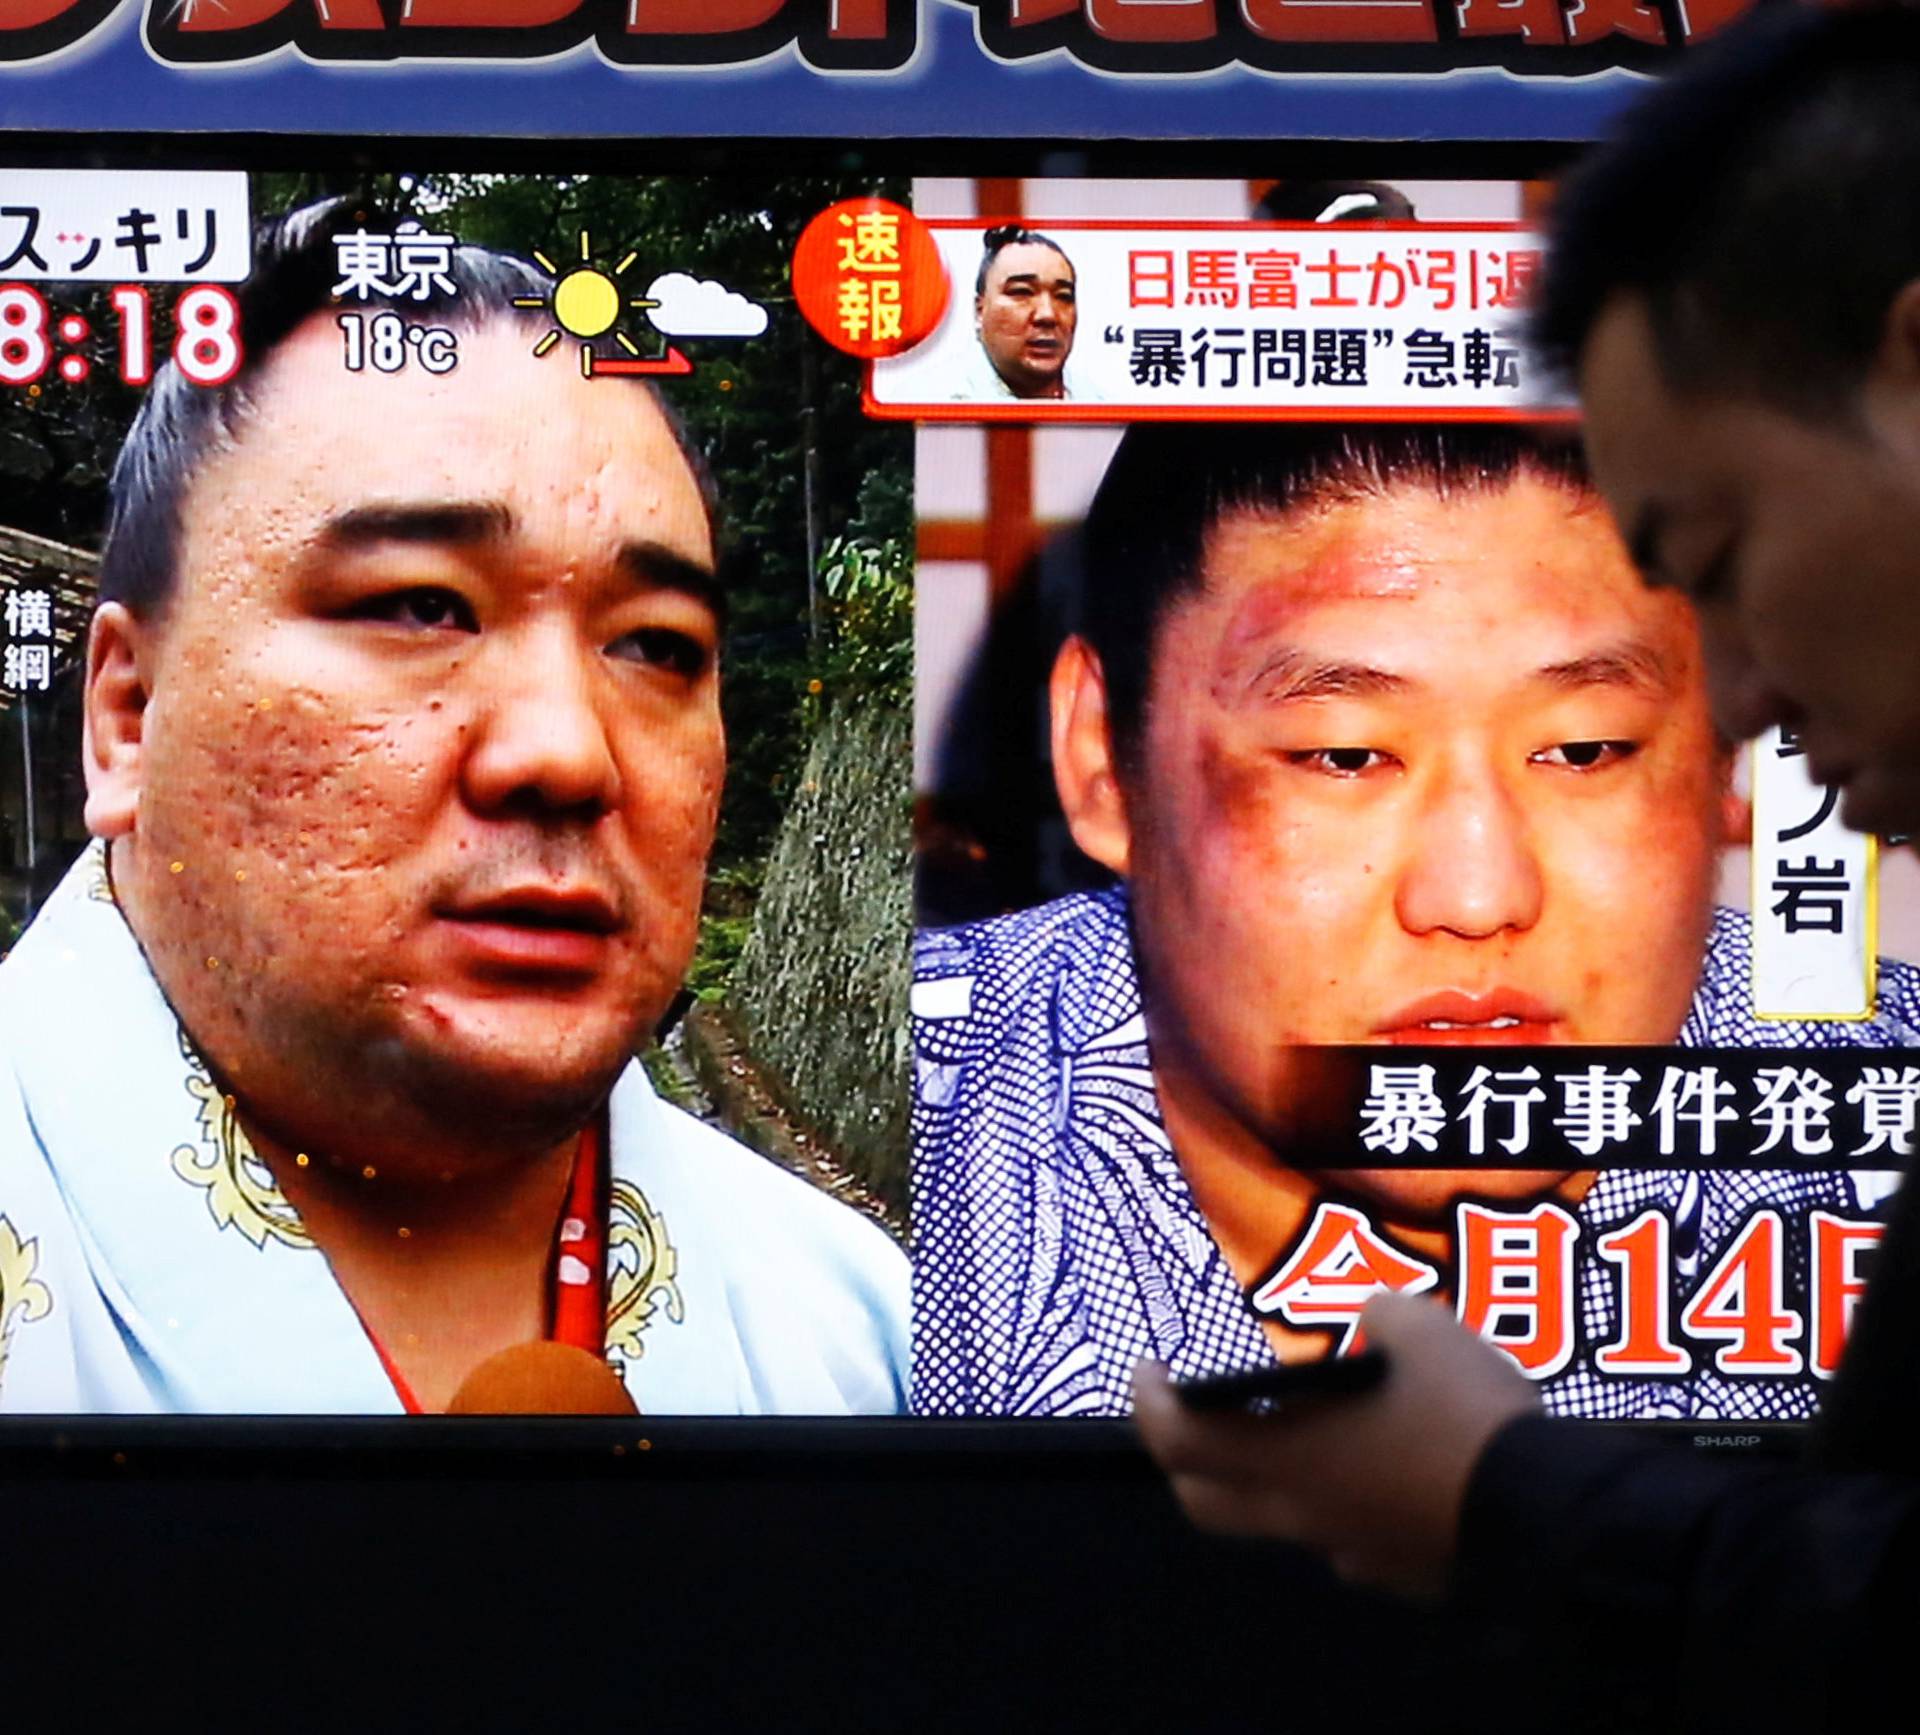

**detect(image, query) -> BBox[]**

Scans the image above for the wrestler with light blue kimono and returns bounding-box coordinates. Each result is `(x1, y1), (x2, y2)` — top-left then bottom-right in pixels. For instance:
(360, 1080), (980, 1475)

(0, 204), (907, 1415)
(1, 846), (907, 1414)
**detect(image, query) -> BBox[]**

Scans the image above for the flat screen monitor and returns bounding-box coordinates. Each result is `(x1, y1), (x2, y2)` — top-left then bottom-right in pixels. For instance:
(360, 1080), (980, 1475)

(0, 149), (1902, 1459)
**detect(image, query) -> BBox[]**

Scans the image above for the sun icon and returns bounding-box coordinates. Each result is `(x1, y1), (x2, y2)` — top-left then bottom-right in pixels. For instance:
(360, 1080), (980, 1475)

(515, 229), (660, 376)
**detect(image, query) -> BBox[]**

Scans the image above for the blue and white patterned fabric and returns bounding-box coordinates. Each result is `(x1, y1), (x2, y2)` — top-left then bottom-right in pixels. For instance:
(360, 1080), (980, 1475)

(911, 887), (1920, 1420)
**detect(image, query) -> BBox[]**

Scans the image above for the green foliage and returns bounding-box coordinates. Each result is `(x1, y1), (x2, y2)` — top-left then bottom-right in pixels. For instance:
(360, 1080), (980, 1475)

(805, 532), (912, 717)
(638, 1043), (697, 1112)
(687, 913), (753, 1004)
(702, 859), (764, 918)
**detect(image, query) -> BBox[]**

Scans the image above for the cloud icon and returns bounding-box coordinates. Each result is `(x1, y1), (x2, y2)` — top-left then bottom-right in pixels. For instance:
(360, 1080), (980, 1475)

(643, 272), (769, 339)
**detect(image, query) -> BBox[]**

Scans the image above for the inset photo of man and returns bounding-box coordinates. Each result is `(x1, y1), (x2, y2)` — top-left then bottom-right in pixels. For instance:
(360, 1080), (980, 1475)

(971, 225), (1079, 401)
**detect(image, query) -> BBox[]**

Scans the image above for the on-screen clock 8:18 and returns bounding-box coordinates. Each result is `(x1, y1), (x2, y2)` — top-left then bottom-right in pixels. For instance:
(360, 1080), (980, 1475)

(0, 283), (242, 388)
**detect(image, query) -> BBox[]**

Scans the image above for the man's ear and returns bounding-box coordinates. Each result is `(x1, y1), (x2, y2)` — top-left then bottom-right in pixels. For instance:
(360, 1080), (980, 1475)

(1867, 278), (1920, 455)
(83, 602), (153, 840)
(1049, 634), (1131, 877)
(1722, 785), (1752, 850)
(1715, 742), (1751, 849)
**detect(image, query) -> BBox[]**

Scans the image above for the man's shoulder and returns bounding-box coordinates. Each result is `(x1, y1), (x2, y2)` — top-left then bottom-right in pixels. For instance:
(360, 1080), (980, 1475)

(1695, 906), (1920, 1044)
(0, 843), (152, 1002)
(607, 1068), (908, 1410)
(913, 885), (1127, 976)
(609, 1066), (906, 1281)
(0, 1053), (61, 1204)
(0, 1061), (112, 1411)
(1874, 947), (1920, 1037)
(913, 887), (1137, 1058)
(0, 846), (184, 1134)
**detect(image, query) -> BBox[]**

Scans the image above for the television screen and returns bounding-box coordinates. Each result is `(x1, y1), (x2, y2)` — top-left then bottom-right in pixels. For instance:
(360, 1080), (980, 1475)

(0, 161), (915, 1418)
(904, 174), (1916, 1433)
(1, 156), (1905, 1435)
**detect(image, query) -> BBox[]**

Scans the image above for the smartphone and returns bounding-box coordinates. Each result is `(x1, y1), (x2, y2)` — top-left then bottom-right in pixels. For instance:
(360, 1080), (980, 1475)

(1173, 1349), (1389, 1412)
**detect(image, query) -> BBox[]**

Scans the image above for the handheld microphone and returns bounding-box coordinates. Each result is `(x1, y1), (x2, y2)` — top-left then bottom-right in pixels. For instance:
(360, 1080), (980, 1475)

(444, 1342), (640, 1415)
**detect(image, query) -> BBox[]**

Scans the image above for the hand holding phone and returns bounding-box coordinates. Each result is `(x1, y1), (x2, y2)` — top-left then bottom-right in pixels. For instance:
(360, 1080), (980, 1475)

(1173, 1349), (1389, 1412)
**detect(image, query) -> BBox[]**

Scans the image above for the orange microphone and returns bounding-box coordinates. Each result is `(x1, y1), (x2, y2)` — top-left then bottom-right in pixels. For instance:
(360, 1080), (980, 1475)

(444, 1342), (640, 1415)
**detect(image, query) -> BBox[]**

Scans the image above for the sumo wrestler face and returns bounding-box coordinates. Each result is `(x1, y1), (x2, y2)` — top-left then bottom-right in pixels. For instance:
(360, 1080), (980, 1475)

(976, 239), (1078, 400)
(1064, 471), (1739, 1219)
(85, 317), (723, 1171)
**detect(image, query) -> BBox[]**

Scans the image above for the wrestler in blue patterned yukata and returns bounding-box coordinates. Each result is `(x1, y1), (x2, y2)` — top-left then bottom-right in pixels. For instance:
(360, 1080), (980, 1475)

(912, 420), (1920, 1421)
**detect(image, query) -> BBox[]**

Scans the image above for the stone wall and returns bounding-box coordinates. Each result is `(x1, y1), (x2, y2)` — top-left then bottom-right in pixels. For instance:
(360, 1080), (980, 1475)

(728, 699), (910, 1214)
